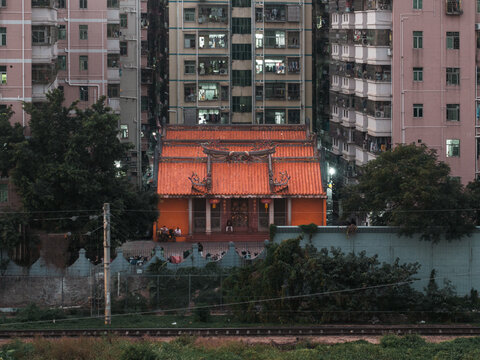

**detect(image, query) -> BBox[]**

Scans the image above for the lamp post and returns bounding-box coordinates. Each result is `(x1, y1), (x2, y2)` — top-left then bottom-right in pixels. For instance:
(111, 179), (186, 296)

(326, 166), (335, 225)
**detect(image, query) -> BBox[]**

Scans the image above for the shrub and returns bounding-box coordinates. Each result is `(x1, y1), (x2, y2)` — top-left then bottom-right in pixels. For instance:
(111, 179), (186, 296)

(193, 304), (211, 323)
(121, 342), (158, 360)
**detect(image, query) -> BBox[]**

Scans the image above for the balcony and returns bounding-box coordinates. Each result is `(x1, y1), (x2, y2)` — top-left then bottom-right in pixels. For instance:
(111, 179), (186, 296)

(366, 10), (392, 30)
(355, 146), (368, 166)
(341, 77), (355, 94)
(355, 44), (367, 63)
(366, 46), (391, 65)
(355, 11), (366, 28)
(107, 98), (120, 112)
(32, 7), (57, 25)
(341, 109), (356, 127)
(107, 39), (120, 52)
(32, 78), (57, 102)
(32, 43), (57, 63)
(367, 151), (377, 162)
(331, 141), (342, 156)
(342, 144), (356, 161)
(367, 115), (391, 137)
(341, 44), (355, 62)
(331, 13), (341, 29)
(446, 0), (462, 15)
(367, 80), (391, 101)
(341, 13), (355, 29)
(355, 78), (368, 97)
(331, 43), (342, 61)
(330, 111), (341, 123)
(355, 111), (368, 131)
(107, 9), (119, 23)
(107, 68), (120, 82)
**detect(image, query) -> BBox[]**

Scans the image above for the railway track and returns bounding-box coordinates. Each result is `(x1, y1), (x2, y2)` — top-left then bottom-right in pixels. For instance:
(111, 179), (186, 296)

(1, 325), (480, 338)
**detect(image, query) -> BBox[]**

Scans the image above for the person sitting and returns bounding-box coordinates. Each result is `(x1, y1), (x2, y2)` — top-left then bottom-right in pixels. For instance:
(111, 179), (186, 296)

(226, 220), (233, 233)
(160, 225), (169, 242)
(168, 228), (175, 241)
(174, 226), (182, 237)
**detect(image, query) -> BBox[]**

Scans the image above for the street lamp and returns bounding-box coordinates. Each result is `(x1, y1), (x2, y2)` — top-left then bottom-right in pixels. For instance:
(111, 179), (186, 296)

(326, 166), (336, 225)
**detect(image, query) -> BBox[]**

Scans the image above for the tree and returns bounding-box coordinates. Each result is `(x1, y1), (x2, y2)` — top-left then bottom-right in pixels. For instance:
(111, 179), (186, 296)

(0, 107), (24, 177)
(11, 90), (158, 248)
(465, 179), (480, 226)
(341, 144), (474, 242)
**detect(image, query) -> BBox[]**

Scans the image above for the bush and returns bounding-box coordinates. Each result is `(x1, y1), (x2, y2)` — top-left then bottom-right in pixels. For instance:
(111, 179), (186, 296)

(193, 304), (211, 323)
(121, 342), (158, 360)
(380, 334), (426, 349)
(16, 304), (66, 322)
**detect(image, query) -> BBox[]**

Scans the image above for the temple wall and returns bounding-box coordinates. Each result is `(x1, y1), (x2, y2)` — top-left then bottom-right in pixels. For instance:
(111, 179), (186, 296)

(156, 199), (189, 239)
(291, 198), (326, 226)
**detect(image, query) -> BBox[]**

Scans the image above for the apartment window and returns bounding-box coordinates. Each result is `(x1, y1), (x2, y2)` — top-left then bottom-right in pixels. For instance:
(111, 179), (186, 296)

(287, 31), (299, 48)
(255, 85), (263, 100)
(32, 26), (48, 44)
(288, 109), (300, 124)
(221, 86), (229, 101)
(0, 184), (7, 203)
(107, 54), (119, 68)
(184, 84), (196, 102)
(141, 96), (148, 111)
(184, 34), (195, 48)
(120, 41), (127, 55)
(0, 0), (5, 7)
(79, 0), (87, 9)
(198, 6), (228, 24)
(0, 66), (6, 84)
(120, 125), (128, 139)
(58, 55), (66, 70)
(0, 28), (6, 46)
(108, 84), (120, 98)
(265, 109), (285, 124)
(79, 86), (89, 101)
(184, 60), (196, 74)
(232, 0), (250, 7)
(232, 70), (252, 86)
(199, 33), (226, 49)
(198, 83), (219, 101)
(120, 14), (128, 28)
(413, 0), (422, 9)
(79, 55), (88, 71)
(265, 30), (285, 48)
(107, 24), (119, 38)
(413, 67), (423, 81)
(287, 83), (300, 100)
(232, 44), (251, 60)
(58, 25), (66, 40)
(288, 57), (300, 73)
(232, 96), (252, 112)
(446, 104), (460, 121)
(413, 103), (423, 118)
(255, 32), (263, 48)
(184, 8), (195, 22)
(446, 31), (460, 49)
(79, 25), (88, 40)
(232, 18), (251, 34)
(255, 8), (263, 22)
(446, 139), (460, 157)
(446, 67), (460, 85)
(265, 83), (285, 99)
(58, 0), (65, 8)
(199, 57), (227, 75)
(107, 0), (118, 8)
(264, 57), (285, 74)
(264, 5), (286, 21)
(413, 31), (423, 48)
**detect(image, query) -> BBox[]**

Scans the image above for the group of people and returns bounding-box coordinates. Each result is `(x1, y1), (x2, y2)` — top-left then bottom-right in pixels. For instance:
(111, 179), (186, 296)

(158, 225), (182, 242)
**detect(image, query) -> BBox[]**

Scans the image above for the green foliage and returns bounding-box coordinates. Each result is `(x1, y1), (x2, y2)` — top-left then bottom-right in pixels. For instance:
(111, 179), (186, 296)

(465, 179), (480, 226)
(342, 144), (475, 242)
(0, 107), (24, 177)
(269, 224), (277, 241)
(112, 292), (149, 314)
(11, 90), (157, 247)
(0, 212), (29, 253)
(121, 342), (159, 360)
(298, 223), (318, 241)
(380, 334), (426, 348)
(194, 304), (212, 323)
(15, 303), (66, 322)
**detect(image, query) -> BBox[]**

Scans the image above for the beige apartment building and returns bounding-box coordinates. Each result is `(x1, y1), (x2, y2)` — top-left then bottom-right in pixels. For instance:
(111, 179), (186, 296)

(168, 0), (312, 126)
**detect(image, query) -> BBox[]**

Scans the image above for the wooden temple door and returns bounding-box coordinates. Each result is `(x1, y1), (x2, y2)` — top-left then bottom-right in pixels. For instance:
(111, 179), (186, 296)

(230, 199), (249, 232)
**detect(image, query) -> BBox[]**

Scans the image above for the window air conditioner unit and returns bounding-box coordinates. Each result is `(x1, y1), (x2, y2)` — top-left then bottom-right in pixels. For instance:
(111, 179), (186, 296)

(476, 23), (480, 30)
(375, 111), (384, 118)
(219, 69), (227, 75)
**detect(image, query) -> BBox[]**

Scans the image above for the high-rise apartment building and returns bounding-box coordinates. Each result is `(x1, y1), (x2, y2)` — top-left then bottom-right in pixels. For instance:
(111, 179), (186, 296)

(0, 0), (150, 203)
(168, 0), (312, 126)
(327, 0), (479, 184)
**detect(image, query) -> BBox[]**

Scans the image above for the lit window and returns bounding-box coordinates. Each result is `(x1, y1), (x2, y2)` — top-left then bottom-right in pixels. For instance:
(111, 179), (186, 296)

(120, 124), (128, 139)
(446, 139), (460, 157)
(0, 66), (6, 85)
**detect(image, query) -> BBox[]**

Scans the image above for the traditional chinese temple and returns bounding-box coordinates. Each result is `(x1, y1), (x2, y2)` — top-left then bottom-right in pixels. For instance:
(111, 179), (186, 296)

(154, 125), (326, 242)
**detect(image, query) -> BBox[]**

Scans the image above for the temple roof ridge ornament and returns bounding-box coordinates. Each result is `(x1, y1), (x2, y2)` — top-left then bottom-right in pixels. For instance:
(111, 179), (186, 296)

(188, 172), (210, 193)
(201, 142), (277, 163)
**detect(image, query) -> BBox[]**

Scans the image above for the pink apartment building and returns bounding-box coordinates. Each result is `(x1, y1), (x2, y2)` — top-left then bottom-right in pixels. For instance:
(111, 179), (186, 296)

(0, 0), (149, 208)
(392, 0), (479, 182)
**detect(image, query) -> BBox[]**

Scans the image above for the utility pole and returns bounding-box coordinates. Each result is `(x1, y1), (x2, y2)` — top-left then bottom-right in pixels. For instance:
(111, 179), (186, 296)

(103, 203), (111, 325)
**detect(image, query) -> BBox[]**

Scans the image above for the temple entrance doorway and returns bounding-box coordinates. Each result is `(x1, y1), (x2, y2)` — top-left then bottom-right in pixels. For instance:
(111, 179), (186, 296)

(230, 198), (249, 232)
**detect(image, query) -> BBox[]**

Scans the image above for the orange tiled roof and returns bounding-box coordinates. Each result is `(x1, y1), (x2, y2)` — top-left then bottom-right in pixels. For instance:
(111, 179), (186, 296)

(157, 162), (206, 196)
(211, 163), (270, 195)
(161, 144), (314, 158)
(165, 129), (307, 141)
